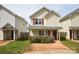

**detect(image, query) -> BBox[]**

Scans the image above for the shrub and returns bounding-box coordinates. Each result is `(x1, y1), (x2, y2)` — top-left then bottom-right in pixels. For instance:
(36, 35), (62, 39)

(60, 36), (66, 41)
(17, 37), (28, 41)
(29, 36), (55, 43)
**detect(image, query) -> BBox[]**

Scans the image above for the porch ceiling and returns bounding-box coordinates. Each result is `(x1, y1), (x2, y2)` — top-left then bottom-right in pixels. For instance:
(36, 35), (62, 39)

(69, 26), (79, 29)
(29, 26), (62, 30)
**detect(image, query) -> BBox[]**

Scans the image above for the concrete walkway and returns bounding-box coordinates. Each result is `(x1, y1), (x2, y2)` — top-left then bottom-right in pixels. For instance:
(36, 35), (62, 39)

(73, 40), (79, 43)
(0, 40), (10, 46)
(24, 41), (77, 54)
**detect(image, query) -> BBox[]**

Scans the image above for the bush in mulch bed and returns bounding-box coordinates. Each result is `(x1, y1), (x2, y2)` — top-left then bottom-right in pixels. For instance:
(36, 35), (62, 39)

(29, 36), (55, 43)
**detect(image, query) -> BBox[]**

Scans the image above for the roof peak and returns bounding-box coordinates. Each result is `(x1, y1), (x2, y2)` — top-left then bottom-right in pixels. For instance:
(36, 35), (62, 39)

(60, 8), (79, 22)
(29, 7), (50, 18)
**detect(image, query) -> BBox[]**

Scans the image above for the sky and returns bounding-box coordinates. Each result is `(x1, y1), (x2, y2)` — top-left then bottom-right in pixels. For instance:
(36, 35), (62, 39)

(3, 4), (79, 24)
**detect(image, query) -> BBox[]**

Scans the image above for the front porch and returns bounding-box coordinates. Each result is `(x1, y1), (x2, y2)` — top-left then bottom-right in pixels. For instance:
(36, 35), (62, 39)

(69, 26), (79, 40)
(2, 23), (18, 40)
(30, 29), (60, 40)
(3, 30), (18, 40)
(29, 26), (62, 40)
(69, 29), (79, 40)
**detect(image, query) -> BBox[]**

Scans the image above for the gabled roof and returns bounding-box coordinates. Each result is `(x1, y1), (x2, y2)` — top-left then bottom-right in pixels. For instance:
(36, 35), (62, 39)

(0, 5), (15, 16)
(44, 10), (60, 19)
(0, 5), (28, 24)
(60, 8), (79, 22)
(29, 7), (60, 19)
(1, 23), (17, 30)
(29, 7), (50, 18)
(2, 23), (14, 28)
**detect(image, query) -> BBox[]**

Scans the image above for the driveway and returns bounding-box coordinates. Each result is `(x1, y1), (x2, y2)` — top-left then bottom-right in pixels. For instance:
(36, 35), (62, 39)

(24, 41), (77, 54)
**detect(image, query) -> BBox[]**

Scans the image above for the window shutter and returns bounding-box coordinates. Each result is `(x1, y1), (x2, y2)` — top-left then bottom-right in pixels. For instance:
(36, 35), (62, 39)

(39, 30), (41, 35)
(48, 30), (50, 35)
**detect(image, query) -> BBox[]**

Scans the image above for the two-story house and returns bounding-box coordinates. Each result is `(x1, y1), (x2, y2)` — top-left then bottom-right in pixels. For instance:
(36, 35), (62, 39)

(29, 7), (62, 40)
(0, 5), (28, 40)
(60, 8), (79, 40)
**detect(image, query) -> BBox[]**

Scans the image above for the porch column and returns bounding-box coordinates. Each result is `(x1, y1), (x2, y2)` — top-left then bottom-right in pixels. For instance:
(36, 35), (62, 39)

(72, 30), (74, 40)
(13, 29), (16, 41)
(58, 30), (60, 41)
(57, 30), (59, 40)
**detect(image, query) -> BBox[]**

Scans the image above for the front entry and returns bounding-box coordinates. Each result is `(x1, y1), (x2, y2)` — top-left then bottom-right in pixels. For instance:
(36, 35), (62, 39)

(53, 30), (57, 40)
(3, 30), (13, 40)
(70, 30), (72, 39)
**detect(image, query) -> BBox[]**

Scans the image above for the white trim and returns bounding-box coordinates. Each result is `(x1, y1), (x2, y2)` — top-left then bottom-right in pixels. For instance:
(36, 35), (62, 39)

(58, 30), (60, 41)
(72, 30), (73, 40)
(13, 29), (15, 40)
(57, 30), (59, 40)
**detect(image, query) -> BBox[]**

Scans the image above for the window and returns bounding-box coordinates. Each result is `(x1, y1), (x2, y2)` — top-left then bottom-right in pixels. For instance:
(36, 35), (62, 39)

(39, 30), (44, 35)
(33, 18), (44, 25)
(39, 30), (50, 36)
(42, 19), (44, 25)
(46, 30), (50, 35)
(39, 19), (42, 24)
(39, 31), (41, 35)
(35, 18), (38, 24)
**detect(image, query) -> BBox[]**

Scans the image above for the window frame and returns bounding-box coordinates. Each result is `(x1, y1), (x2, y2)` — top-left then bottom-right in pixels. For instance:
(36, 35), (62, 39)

(35, 18), (38, 24)
(39, 30), (44, 35)
(46, 30), (50, 35)
(33, 18), (44, 25)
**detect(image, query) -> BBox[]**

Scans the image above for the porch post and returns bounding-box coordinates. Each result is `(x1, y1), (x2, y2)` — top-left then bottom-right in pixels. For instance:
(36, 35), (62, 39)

(72, 30), (74, 40)
(13, 29), (16, 41)
(58, 30), (60, 41)
(57, 30), (59, 40)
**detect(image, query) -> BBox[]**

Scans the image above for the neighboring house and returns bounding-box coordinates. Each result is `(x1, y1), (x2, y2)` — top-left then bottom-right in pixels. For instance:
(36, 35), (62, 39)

(60, 8), (79, 40)
(0, 5), (28, 40)
(29, 7), (62, 40)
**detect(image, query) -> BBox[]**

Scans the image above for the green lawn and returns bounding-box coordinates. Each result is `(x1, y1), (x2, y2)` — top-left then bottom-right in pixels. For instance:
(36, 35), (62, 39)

(61, 40), (79, 53)
(0, 40), (31, 54)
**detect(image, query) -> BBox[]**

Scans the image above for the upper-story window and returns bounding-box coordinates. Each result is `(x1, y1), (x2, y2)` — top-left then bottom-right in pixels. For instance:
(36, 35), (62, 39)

(33, 18), (44, 25)
(35, 18), (38, 24)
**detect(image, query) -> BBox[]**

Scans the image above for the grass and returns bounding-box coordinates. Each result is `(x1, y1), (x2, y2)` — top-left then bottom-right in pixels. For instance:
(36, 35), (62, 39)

(61, 40), (79, 53)
(0, 40), (31, 54)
